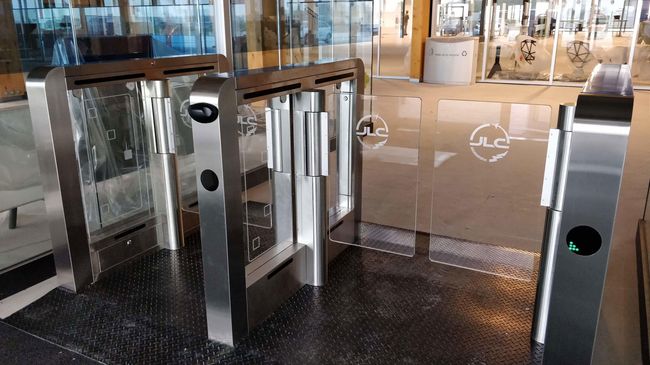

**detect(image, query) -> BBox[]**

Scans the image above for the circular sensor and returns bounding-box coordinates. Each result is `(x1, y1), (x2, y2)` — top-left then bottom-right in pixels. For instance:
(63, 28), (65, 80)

(566, 226), (602, 256)
(200, 170), (219, 191)
(189, 103), (219, 124)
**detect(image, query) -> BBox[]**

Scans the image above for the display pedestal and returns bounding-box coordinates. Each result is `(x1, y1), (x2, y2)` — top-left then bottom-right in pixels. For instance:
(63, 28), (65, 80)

(423, 36), (479, 85)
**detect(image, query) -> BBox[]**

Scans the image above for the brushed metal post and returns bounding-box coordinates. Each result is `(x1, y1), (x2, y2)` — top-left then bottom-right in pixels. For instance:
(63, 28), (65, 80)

(142, 80), (184, 251)
(267, 96), (294, 246)
(26, 67), (92, 292)
(190, 75), (248, 346)
(532, 103), (575, 344)
(540, 64), (634, 364)
(293, 90), (329, 286)
(332, 80), (362, 243)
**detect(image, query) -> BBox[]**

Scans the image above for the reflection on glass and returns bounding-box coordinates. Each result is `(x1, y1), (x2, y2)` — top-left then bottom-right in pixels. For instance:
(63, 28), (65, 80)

(238, 101), (275, 263)
(631, 3), (650, 85)
(553, 0), (637, 81)
(484, 0), (554, 81)
(435, 0), (482, 36)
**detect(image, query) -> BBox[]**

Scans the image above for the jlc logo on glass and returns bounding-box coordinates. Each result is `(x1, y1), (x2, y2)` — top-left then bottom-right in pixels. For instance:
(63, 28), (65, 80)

(469, 123), (511, 163)
(356, 114), (389, 150)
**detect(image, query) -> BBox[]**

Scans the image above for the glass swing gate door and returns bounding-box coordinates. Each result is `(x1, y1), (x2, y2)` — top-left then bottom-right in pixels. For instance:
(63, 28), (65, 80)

(429, 100), (553, 281)
(328, 92), (421, 256)
(190, 59), (422, 345)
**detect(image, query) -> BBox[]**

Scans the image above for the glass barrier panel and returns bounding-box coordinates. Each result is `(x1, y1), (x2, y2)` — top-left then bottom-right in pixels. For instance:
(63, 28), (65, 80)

(68, 83), (155, 238)
(0, 102), (51, 273)
(430, 100), (551, 281)
(238, 101), (275, 263)
(328, 93), (421, 257)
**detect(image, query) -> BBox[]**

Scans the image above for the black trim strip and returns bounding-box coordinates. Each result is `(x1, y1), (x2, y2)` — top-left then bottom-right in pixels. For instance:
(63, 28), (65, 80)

(315, 72), (355, 85)
(163, 66), (215, 75)
(241, 165), (270, 191)
(330, 220), (344, 232)
(74, 73), (146, 86)
(242, 83), (301, 100)
(267, 258), (294, 280)
(0, 254), (56, 300)
(114, 223), (147, 240)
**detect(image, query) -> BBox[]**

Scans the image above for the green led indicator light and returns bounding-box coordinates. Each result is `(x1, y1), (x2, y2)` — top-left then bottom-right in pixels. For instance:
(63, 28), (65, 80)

(568, 241), (580, 252)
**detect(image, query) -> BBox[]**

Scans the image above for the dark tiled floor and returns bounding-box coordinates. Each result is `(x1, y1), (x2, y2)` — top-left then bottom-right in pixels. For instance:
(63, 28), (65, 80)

(3, 234), (543, 364)
(0, 321), (98, 364)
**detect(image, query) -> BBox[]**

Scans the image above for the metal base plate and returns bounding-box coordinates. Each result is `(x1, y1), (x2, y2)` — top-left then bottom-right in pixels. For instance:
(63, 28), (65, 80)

(3, 232), (543, 364)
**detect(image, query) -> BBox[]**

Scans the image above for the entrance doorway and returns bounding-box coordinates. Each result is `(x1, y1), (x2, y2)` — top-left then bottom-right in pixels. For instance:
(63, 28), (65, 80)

(375, 0), (413, 78)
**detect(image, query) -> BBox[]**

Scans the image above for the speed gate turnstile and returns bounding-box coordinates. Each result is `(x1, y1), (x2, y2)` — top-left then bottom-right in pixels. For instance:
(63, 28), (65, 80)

(27, 55), (229, 292)
(27, 52), (632, 361)
(190, 61), (634, 354)
(532, 64), (634, 364)
(189, 60), (369, 345)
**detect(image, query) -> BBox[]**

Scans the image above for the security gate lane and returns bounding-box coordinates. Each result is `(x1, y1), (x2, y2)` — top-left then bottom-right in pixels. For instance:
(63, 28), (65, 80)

(190, 59), (423, 345)
(26, 55), (229, 292)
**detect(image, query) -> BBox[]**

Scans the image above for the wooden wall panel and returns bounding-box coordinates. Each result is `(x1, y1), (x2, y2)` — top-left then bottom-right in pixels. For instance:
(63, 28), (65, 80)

(409, 0), (432, 81)
(0, 1), (26, 98)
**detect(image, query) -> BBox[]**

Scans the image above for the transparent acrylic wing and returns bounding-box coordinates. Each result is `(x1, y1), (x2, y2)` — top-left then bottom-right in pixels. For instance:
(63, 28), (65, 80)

(430, 100), (552, 280)
(68, 84), (154, 236)
(328, 92), (421, 257)
(169, 75), (200, 209)
(238, 101), (275, 262)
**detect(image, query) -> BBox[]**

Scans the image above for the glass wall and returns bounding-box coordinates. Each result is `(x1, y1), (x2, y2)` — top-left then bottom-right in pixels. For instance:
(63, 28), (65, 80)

(231, 0), (374, 84)
(0, 0), (218, 274)
(553, 0), (637, 81)
(474, 0), (649, 86)
(230, 0), (283, 70)
(11, 0), (218, 68)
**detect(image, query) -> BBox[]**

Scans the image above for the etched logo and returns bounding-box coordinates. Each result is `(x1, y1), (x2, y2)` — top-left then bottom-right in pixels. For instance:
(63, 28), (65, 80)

(469, 123), (510, 163)
(237, 105), (259, 136)
(356, 114), (389, 150)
